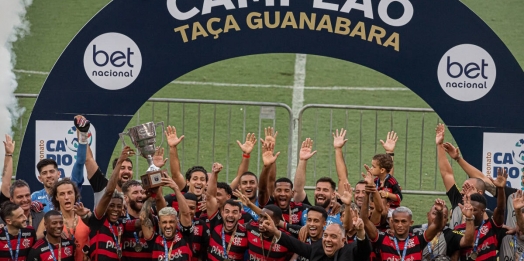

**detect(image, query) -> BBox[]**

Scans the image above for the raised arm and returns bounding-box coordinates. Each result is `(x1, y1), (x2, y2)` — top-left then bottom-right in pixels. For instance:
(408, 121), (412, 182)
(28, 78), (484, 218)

(165, 125), (187, 189)
(71, 116), (89, 189)
(140, 198), (156, 240)
(264, 128), (278, 196)
(380, 131), (397, 175)
(436, 124), (456, 192)
(172, 181), (191, 227)
(230, 133), (256, 190)
(458, 195), (475, 247)
(1, 135), (14, 197)
(205, 163), (223, 216)
(336, 182), (353, 232)
(294, 138), (317, 202)
(333, 129), (349, 196)
(489, 168), (507, 226)
(258, 141), (280, 206)
(424, 199), (445, 242)
(360, 180), (378, 241)
(94, 146), (134, 218)
(234, 189), (262, 216)
(513, 190), (524, 234)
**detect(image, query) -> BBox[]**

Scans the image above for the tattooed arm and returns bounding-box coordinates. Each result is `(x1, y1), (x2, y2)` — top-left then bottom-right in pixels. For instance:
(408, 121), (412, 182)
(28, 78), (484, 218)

(140, 198), (155, 240)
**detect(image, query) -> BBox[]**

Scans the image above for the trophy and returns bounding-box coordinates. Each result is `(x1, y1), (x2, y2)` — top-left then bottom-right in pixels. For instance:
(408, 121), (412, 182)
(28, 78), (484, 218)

(119, 121), (166, 190)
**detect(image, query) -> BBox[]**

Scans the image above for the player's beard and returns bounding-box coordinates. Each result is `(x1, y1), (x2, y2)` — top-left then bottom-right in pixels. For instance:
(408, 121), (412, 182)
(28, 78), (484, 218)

(129, 199), (142, 213)
(315, 197), (331, 209)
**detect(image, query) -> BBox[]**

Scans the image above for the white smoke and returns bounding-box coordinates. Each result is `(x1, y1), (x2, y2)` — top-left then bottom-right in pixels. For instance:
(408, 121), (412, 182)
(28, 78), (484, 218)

(0, 0), (32, 170)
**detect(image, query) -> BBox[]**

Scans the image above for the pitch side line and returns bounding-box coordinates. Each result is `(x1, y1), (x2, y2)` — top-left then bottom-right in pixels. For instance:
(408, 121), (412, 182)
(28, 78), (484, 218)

(13, 69), (408, 91)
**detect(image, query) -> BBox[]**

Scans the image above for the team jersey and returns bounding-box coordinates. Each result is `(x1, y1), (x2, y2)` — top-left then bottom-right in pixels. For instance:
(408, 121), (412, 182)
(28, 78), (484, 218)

(266, 198), (308, 226)
(120, 214), (155, 261)
(374, 174), (402, 208)
(207, 212), (248, 261)
(499, 234), (524, 261)
(164, 186), (204, 218)
(87, 214), (126, 261)
(413, 225), (463, 259)
(62, 215), (89, 261)
(27, 237), (75, 261)
(454, 218), (507, 261)
(371, 230), (428, 261)
(147, 223), (194, 261)
(0, 227), (36, 261)
(300, 208), (342, 228)
(243, 198), (259, 221)
(245, 220), (292, 261)
(191, 218), (209, 261)
(31, 189), (53, 213)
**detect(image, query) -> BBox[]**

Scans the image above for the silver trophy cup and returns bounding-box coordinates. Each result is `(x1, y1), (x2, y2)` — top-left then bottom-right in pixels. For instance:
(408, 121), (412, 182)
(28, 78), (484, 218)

(119, 121), (166, 189)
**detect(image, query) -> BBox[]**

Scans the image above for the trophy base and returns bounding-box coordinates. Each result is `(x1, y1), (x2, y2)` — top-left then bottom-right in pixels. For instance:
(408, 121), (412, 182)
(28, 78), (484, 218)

(140, 170), (167, 190)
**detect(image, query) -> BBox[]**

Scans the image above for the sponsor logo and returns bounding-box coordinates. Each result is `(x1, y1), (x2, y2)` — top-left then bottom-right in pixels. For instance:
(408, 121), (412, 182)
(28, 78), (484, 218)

(483, 132), (524, 189)
(35, 121), (96, 184)
(437, 44), (496, 102)
(83, 32), (142, 90)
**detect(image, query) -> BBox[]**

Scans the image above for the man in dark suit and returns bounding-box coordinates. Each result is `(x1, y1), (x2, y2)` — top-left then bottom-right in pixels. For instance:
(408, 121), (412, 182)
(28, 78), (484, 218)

(260, 212), (371, 261)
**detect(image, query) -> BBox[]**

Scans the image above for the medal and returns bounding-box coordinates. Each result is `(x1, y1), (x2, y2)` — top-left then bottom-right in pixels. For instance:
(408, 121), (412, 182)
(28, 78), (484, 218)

(134, 244), (143, 252)
(470, 252), (478, 260)
(117, 249), (123, 259)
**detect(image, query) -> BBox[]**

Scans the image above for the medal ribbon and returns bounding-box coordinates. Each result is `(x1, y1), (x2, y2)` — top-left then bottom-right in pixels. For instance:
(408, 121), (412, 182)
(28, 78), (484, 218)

(126, 212), (141, 248)
(393, 235), (409, 261)
(426, 233), (439, 260)
(472, 220), (486, 255)
(163, 236), (176, 261)
(221, 225), (238, 259)
(260, 235), (276, 261)
(108, 223), (122, 256)
(47, 238), (62, 261)
(5, 228), (21, 261)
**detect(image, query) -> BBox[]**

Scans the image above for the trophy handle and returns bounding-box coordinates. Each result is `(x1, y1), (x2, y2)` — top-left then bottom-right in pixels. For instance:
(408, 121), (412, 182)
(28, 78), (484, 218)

(155, 122), (165, 148)
(119, 132), (130, 147)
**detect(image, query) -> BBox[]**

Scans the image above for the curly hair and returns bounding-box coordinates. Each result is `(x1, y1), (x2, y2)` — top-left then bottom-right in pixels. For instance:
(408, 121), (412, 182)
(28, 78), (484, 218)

(51, 178), (81, 210)
(185, 166), (208, 182)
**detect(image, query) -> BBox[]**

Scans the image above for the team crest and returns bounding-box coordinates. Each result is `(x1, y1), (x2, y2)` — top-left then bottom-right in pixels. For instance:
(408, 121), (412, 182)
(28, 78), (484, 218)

(64, 247), (72, 256)
(22, 239), (31, 248)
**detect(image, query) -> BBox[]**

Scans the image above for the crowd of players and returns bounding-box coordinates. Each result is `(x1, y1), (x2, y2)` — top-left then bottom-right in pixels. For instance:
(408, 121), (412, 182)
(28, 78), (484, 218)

(0, 115), (522, 261)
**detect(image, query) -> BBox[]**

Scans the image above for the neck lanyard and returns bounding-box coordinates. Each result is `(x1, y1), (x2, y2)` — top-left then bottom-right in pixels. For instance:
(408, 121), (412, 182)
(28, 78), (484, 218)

(426, 232), (440, 259)
(5, 228), (21, 261)
(221, 225), (238, 259)
(393, 235), (409, 261)
(63, 213), (77, 242)
(376, 174), (390, 188)
(108, 222), (122, 258)
(47, 236), (62, 261)
(513, 235), (524, 261)
(163, 236), (176, 261)
(126, 212), (141, 246)
(260, 234), (275, 261)
(473, 220), (486, 254)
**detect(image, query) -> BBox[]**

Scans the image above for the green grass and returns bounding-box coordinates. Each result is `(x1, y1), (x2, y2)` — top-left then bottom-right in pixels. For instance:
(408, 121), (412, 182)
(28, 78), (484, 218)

(9, 0), (524, 224)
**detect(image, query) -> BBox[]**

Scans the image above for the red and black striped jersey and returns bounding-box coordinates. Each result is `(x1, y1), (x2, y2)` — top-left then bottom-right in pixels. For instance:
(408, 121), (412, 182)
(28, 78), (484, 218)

(0, 227), (36, 261)
(454, 218), (507, 261)
(207, 212), (248, 261)
(371, 230), (428, 261)
(120, 215), (157, 261)
(148, 223), (194, 261)
(87, 214), (127, 261)
(27, 237), (75, 261)
(266, 199), (308, 225)
(374, 175), (402, 208)
(245, 220), (292, 261)
(191, 218), (209, 261)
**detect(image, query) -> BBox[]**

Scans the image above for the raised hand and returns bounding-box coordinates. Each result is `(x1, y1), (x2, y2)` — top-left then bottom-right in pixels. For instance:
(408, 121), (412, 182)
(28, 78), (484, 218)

(233, 189), (250, 206)
(261, 127), (278, 146)
(381, 131), (398, 153)
(262, 142), (280, 166)
(165, 125), (184, 147)
(260, 212), (279, 236)
(459, 194), (473, 218)
(462, 182), (478, 196)
(513, 190), (524, 212)
(153, 147), (168, 168)
(489, 168), (508, 188)
(354, 218), (364, 232)
(433, 198), (445, 212)
(74, 115), (90, 133)
(212, 162), (223, 174)
(335, 182), (353, 205)
(298, 226), (308, 242)
(299, 138), (317, 160)
(435, 124), (445, 145)
(362, 165), (374, 186)
(73, 202), (90, 216)
(333, 129), (348, 149)
(236, 133), (257, 155)
(3, 134), (14, 155)
(443, 142), (460, 160)
(161, 173), (180, 192)
(119, 146), (135, 162)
